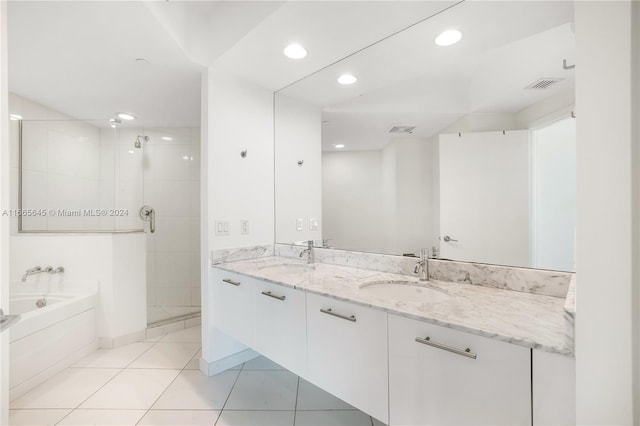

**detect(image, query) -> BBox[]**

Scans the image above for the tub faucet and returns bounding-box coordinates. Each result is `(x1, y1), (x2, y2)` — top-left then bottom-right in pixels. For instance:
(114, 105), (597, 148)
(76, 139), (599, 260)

(21, 266), (52, 282)
(414, 248), (430, 281)
(299, 240), (315, 264)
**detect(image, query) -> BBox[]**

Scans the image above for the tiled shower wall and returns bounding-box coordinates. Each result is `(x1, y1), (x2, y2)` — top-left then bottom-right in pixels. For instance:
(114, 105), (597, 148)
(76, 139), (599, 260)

(142, 127), (201, 311)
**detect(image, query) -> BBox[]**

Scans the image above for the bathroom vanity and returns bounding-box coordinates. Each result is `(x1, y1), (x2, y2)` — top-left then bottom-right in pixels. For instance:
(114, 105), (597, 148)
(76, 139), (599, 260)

(211, 250), (575, 426)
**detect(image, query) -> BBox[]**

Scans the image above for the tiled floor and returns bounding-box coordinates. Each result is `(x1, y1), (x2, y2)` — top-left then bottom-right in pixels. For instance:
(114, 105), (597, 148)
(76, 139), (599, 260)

(10, 325), (385, 426)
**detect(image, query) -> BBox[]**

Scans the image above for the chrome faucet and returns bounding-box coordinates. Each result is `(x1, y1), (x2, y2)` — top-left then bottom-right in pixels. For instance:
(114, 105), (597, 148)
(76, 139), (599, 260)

(299, 240), (315, 264)
(414, 248), (429, 281)
(21, 266), (52, 282)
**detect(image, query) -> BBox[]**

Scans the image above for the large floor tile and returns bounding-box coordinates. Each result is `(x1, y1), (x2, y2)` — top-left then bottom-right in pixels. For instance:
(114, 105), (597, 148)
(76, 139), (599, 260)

(153, 369), (239, 410)
(225, 370), (298, 410)
(72, 342), (155, 368)
(185, 349), (201, 370)
(216, 410), (295, 426)
(294, 410), (373, 426)
(57, 409), (146, 425)
(128, 342), (200, 369)
(296, 379), (354, 410)
(10, 368), (120, 409)
(241, 355), (285, 371)
(138, 409), (220, 425)
(159, 325), (201, 343)
(9, 409), (70, 425)
(79, 369), (180, 409)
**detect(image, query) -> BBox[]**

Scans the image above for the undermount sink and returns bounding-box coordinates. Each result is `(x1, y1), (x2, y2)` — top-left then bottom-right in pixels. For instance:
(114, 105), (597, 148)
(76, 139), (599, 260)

(258, 263), (315, 274)
(360, 280), (450, 303)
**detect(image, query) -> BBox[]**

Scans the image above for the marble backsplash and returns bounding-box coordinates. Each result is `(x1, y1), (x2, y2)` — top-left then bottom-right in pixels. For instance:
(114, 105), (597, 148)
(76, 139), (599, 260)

(211, 245), (274, 265)
(275, 243), (573, 298)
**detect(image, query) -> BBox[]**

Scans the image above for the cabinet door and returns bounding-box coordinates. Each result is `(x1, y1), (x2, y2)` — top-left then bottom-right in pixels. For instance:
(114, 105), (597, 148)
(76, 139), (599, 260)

(306, 293), (389, 423)
(254, 281), (307, 378)
(389, 314), (531, 426)
(532, 349), (575, 425)
(212, 269), (255, 347)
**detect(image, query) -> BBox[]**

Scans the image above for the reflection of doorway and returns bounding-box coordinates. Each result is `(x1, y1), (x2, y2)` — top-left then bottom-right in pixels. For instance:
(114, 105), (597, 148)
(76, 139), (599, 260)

(530, 117), (576, 271)
(439, 130), (531, 267)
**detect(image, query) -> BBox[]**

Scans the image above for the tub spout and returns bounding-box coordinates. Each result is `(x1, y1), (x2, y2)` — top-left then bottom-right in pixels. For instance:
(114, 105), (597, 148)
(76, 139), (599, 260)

(21, 266), (52, 282)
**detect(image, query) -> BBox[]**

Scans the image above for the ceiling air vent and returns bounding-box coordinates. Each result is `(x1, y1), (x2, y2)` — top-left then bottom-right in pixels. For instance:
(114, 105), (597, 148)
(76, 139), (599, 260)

(525, 78), (564, 90)
(388, 125), (416, 134)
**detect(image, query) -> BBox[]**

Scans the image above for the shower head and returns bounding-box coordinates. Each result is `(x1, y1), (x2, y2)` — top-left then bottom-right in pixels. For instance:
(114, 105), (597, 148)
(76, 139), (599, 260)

(134, 135), (149, 149)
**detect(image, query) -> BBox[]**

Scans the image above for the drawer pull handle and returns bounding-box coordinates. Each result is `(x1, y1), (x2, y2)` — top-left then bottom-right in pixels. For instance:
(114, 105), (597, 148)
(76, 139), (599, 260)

(415, 336), (477, 359)
(222, 278), (241, 286)
(261, 291), (286, 301)
(320, 308), (356, 322)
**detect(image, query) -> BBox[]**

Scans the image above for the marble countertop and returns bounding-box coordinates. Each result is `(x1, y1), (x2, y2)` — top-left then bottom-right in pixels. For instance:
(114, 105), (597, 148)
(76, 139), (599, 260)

(214, 256), (572, 356)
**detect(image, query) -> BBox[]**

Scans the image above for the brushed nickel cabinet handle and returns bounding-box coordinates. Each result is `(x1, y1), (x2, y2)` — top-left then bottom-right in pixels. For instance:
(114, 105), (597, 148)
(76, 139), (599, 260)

(415, 336), (477, 359)
(261, 291), (285, 301)
(222, 278), (241, 286)
(320, 308), (356, 322)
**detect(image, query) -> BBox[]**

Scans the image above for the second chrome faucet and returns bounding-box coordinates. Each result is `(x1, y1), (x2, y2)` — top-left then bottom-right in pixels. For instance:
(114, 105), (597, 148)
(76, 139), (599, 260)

(414, 248), (430, 281)
(299, 240), (315, 264)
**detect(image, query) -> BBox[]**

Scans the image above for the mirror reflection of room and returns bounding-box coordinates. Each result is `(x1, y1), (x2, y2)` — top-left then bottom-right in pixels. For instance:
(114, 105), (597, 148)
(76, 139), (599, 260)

(276, 0), (576, 271)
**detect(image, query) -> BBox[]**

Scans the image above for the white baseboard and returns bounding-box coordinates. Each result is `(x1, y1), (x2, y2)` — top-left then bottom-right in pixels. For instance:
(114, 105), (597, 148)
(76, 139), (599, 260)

(200, 348), (259, 376)
(99, 329), (146, 349)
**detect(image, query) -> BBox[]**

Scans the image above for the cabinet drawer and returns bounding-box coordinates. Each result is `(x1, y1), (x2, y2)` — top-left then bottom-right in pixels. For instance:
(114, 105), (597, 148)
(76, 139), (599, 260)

(212, 270), (255, 347)
(254, 282), (307, 377)
(307, 293), (389, 423)
(388, 314), (530, 426)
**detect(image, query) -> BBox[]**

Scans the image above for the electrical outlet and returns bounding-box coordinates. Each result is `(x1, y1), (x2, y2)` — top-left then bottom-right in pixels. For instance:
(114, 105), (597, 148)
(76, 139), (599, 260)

(215, 221), (230, 236)
(309, 218), (319, 231)
(296, 218), (303, 231)
(241, 219), (250, 235)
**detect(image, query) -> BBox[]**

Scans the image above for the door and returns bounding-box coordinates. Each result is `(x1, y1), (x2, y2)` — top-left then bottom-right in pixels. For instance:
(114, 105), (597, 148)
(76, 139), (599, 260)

(439, 130), (530, 267)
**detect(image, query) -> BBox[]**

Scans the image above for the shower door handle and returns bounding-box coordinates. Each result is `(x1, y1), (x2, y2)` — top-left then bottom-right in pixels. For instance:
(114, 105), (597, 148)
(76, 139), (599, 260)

(139, 205), (156, 233)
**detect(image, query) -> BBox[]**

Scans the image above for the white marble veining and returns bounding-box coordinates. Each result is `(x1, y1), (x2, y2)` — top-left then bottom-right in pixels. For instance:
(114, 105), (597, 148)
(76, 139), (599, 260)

(275, 244), (573, 298)
(562, 275), (577, 353)
(214, 256), (573, 356)
(211, 245), (274, 265)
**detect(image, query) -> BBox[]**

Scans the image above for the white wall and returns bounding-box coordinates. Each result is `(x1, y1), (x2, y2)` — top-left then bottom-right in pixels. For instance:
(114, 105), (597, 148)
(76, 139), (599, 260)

(274, 93), (322, 245)
(1, 1), (10, 422)
(10, 234), (146, 344)
(575, 1), (639, 423)
(531, 117), (576, 271)
(322, 137), (438, 256)
(201, 68), (274, 369)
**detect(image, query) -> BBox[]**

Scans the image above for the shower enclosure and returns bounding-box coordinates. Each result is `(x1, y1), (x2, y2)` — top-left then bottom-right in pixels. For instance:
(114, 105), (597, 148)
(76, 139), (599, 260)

(17, 119), (201, 326)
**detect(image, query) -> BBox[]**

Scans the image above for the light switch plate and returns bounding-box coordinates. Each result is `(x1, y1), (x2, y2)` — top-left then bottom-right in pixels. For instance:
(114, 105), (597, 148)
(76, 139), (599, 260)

(296, 218), (303, 231)
(215, 220), (230, 236)
(240, 219), (249, 235)
(309, 218), (319, 231)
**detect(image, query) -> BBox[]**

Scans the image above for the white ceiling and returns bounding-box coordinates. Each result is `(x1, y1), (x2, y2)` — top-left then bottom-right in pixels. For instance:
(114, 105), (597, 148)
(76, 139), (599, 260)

(7, 1), (464, 127)
(8, 1), (207, 127)
(277, 1), (576, 151)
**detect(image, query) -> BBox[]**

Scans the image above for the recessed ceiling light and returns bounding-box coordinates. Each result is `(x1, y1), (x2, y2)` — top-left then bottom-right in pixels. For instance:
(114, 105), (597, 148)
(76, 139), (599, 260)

(284, 44), (307, 59)
(334, 144), (345, 149)
(9, 114), (22, 120)
(128, 150), (135, 154)
(435, 29), (462, 46)
(116, 112), (135, 121)
(337, 74), (357, 85)
(182, 156), (190, 160)
(161, 136), (173, 141)
(135, 58), (150, 65)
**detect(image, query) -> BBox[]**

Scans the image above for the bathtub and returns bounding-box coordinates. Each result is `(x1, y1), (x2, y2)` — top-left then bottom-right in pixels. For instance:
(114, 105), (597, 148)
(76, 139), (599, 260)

(9, 292), (98, 400)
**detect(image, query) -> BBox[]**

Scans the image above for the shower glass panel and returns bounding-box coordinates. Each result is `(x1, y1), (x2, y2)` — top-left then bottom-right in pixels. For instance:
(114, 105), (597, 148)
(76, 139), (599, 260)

(18, 119), (144, 233)
(127, 127), (201, 326)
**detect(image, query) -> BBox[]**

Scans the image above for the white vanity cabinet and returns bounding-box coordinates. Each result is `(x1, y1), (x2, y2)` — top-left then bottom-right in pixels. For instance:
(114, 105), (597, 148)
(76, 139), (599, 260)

(254, 281), (307, 378)
(388, 314), (531, 426)
(306, 293), (389, 423)
(212, 269), (256, 347)
(532, 349), (576, 425)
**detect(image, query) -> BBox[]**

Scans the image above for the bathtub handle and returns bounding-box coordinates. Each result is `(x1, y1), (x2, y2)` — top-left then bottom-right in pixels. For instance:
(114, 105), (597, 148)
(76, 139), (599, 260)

(0, 309), (21, 333)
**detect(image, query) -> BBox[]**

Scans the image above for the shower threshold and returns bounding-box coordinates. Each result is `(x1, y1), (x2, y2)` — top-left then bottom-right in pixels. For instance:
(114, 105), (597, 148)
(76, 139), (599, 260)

(147, 306), (201, 328)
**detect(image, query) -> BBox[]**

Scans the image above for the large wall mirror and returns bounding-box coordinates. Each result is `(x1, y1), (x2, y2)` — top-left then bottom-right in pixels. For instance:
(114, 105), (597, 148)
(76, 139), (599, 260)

(274, 1), (576, 272)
